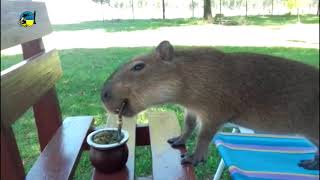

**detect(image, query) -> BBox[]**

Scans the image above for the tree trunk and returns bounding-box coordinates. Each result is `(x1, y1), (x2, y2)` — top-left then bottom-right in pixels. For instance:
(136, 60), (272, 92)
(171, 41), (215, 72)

(297, 8), (300, 23)
(191, 0), (194, 18)
(271, 0), (274, 15)
(219, 0), (222, 24)
(100, 1), (104, 22)
(245, 0), (248, 18)
(219, 0), (222, 15)
(203, 0), (212, 20)
(317, 0), (319, 15)
(131, 0), (135, 19)
(162, 0), (165, 19)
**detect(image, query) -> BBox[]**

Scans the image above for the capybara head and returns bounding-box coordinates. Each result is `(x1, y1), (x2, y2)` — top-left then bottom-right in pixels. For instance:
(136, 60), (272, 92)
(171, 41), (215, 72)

(101, 41), (182, 117)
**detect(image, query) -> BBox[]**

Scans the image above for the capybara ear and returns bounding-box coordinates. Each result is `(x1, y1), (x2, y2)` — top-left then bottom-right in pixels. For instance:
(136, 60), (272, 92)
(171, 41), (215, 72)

(155, 40), (174, 61)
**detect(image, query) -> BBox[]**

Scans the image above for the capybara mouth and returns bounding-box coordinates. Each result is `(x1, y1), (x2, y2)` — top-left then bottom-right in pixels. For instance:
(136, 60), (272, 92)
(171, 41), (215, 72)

(117, 99), (128, 116)
(116, 99), (135, 117)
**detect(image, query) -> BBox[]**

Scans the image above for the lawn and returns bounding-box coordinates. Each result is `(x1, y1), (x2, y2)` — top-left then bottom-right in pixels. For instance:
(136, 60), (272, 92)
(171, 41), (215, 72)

(52, 15), (319, 32)
(220, 14), (320, 26)
(1, 46), (319, 180)
(52, 18), (206, 32)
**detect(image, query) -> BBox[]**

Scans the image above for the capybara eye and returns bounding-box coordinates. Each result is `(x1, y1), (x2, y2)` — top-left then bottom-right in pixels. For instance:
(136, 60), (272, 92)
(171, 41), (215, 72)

(131, 63), (145, 71)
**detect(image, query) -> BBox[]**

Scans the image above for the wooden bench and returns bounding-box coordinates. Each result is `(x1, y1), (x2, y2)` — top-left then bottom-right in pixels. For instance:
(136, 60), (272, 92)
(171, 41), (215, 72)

(1, 1), (94, 179)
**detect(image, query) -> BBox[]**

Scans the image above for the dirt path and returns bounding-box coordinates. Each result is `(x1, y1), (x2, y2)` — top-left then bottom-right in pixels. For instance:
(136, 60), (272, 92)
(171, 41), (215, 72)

(1, 24), (319, 55)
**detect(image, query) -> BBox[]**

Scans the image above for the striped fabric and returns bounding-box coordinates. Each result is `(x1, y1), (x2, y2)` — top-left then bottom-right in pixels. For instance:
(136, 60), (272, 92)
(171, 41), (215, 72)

(213, 132), (319, 180)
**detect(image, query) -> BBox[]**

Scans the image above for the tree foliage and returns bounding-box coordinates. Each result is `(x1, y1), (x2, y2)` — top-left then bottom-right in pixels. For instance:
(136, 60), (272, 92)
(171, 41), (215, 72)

(92, 0), (111, 21)
(92, 0), (110, 5)
(286, 0), (311, 12)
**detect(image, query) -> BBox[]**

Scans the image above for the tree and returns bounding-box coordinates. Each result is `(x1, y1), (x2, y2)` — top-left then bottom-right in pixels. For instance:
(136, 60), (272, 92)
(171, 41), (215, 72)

(286, 0), (296, 15)
(286, 0), (311, 22)
(189, 0), (198, 18)
(203, 0), (212, 21)
(271, 0), (274, 15)
(92, 0), (110, 21)
(162, 0), (165, 19)
(131, 0), (135, 19)
(218, 0), (222, 24)
(317, 0), (319, 15)
(219, 0), (222, 15)
(245, 0), (248, 17)
(190, 0), (195, 17)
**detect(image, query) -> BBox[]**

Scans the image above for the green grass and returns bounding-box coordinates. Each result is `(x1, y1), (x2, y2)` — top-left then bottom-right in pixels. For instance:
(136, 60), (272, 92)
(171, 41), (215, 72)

(220, 14), (320, 26)
(52, 18), (206, 32)
(52, 15), (319, 32)
(1, 46), (319, 179)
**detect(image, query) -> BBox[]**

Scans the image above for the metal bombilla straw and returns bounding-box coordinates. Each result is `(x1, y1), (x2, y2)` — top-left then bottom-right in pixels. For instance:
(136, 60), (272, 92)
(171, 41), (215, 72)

(117, 100), (127, 141)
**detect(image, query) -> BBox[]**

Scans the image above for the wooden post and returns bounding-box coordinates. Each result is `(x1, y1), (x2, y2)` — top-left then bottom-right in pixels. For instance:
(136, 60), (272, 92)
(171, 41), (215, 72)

(21, 38), (62, 151)
(21, 38), (45, 59)
(1, 126), (25, 180)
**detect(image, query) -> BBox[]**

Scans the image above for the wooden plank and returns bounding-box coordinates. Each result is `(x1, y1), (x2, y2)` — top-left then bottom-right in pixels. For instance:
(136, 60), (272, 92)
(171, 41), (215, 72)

(1, 126), (25, 180)
(92, 114), (136, 180)
(21, 38), (63, 151)
(136, 124), (150, 146)
(1, 0), (52, 50)
(26, 116), (94, 180)
(34, 88), (63, 151)
(22, 38), (45, 60)
(148, 112), (196, 180)
(1, 49), (62, 127)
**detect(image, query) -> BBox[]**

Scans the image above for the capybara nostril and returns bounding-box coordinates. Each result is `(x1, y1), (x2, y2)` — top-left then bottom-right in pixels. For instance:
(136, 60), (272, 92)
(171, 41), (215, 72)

(103, 91), (109, 100)
(101, 88), (111, 102)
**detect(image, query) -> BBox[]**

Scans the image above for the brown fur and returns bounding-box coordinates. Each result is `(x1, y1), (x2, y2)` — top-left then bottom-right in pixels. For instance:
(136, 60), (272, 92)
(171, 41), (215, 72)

(101, 41), (319, 166)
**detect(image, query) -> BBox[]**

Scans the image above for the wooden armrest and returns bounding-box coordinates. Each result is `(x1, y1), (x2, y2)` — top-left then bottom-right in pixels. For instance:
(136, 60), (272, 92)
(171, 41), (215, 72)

(148, 112), (196, 180)
(92, 115), (136, 180)
(26, 116), (94, 180)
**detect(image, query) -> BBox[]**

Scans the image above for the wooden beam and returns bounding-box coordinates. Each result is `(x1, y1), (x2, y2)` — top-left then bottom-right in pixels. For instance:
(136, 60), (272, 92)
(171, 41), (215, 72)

(21, 38), (45, 60)
(1, 0), (52, 50)
(33, 89), (63, 151)
(1, 49), (62, 127)
(22, 38), (63, 151)
(26, 116), (94, 180)
(136, 124), (150, 146)
(1, 126), (25, 180)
